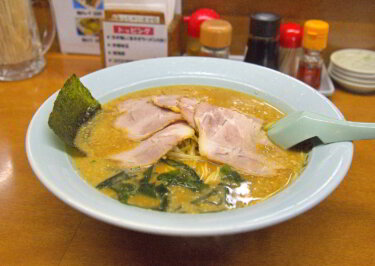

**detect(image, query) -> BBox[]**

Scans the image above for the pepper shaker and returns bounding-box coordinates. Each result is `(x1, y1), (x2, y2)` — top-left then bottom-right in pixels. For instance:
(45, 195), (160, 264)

(278, 22), (303, 77)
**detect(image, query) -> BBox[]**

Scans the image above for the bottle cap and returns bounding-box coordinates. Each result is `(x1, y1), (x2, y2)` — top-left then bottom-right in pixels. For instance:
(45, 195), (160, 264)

(280, 23), (303, 48)
(183, 8), (220, 38)
(200, 19), (232, 48)
(250, 12), (281, 38)
(302, 20), (329, 50)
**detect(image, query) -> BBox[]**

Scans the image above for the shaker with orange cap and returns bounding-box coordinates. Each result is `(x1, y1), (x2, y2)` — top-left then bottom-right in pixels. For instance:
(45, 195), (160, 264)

(296, 20), (329, 89)
(199, 19), (232, 58)
(183, 8), (220, 56)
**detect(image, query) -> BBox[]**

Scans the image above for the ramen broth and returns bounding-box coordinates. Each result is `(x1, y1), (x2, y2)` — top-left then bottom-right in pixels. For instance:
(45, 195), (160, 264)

(71, 85), (307, 213)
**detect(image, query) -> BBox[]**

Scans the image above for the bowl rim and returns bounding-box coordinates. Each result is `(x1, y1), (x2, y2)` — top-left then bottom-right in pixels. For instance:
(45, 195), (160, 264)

(26, 57), (353, 236)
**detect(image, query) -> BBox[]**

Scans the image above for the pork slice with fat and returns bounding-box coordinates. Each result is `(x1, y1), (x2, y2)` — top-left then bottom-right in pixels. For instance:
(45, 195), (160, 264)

(109, 123), (195, 168)
(194, 102), (278, 176)
(152, 95), (200, 129)
(114, 98), (182, 141)
(152, 95), (181, 112)
(177, 97), (199, 129)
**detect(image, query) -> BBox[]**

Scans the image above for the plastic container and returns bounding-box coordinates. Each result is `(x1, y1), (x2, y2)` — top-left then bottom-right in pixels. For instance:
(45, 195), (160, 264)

(199, 19), (232, 58)
(244, 12), (281, 69)
(183, 8), (220, 56)
(296, 20), (329, 89)
(278, 22), (303, 77)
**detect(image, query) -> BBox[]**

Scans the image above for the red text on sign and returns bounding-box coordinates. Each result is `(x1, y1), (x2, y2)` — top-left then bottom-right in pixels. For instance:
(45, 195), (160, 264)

(113, 25), (154, 35)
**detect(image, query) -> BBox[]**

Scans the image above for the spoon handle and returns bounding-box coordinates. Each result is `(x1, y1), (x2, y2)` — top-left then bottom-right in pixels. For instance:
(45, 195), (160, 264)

(301, 112), (375, 143)
(267, 111), (375, 149)
(316, 117), (375, 143)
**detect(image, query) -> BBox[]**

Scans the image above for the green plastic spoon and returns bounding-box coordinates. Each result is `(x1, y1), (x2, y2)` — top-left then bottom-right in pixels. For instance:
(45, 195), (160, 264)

(266, 111), (375, 149)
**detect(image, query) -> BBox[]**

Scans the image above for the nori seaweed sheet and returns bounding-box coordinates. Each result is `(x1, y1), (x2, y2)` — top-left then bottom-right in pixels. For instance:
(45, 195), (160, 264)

(48, 74), (101, 147)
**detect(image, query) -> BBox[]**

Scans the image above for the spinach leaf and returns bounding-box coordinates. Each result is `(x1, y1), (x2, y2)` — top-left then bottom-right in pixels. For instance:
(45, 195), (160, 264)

(160, 158), (200, 181)
(155, 183), (169, 196)
(138, 165), (158, 198)
(96, 165), (170, 210)
(140, 165), (154, 184)
(137, 183), (169, 211)
(156, 170), (180, 184)
(157, 169), (206, 192)
(136, 165), (170, 211)
(138, 183), (158, 198)
(191, 187), (225, 206)
(223, 186), (235, 207)
(96, 171), (136, 203)
(155, 184), (169, 211)
(219, 165), (244, 187)
(116, 183), (137, 203)
(96, 171), (131, 189)
(159, 159), (206, 191)
(159, 196), (169, 211)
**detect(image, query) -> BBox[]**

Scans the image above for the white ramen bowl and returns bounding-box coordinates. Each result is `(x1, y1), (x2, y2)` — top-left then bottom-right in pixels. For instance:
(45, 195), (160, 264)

(26, 57), (353, 236)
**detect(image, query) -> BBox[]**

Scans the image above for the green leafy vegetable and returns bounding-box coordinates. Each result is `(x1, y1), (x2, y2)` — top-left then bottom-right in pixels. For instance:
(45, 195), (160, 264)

(96, 171), (131, 189)
(48, 74), (101, 148)
(96, 171), (136, 203)
(96, 161), (245, 212)
(136, 165), (169, 211)
(157, 169), (206, 192)
(140, 165), (154, 184)
(223, 186), (235, 207)
(219, 165), (244, 187)
(191, 188), (224, 206)
(153, 184), (169, 211)
(160, 158), (200, 180)
(138, 183), (158, 198)
(159, 159), (206, 191)
(138, 165), (158, 198)
(159, 196), (169, 211)
(115, 183), (137, 203)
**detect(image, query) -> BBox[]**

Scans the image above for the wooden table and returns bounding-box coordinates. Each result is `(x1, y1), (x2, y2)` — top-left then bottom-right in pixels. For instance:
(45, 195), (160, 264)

(1, 52), (374, 265)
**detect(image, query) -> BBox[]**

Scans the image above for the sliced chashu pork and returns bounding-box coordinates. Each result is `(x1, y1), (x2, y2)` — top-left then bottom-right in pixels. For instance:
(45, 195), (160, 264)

(115, 98), (182, 141)
(152, 95), (199, 129)
(109, 122), (195, 168)
(194, 102), (278, 176)
(152, 95), (181, 112)
(177, 97), (199, 129)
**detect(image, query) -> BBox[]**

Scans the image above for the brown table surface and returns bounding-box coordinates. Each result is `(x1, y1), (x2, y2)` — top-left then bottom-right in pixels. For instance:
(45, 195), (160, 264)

(1, 52), (374, 265)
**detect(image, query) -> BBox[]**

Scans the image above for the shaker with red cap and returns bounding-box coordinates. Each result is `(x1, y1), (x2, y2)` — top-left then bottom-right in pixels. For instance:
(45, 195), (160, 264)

(183, 8), (220, 56)
(278, 22), (303, 77)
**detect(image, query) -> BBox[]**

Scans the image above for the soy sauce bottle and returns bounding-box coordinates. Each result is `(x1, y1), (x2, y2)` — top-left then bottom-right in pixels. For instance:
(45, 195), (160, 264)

(244, 12), (281, 69)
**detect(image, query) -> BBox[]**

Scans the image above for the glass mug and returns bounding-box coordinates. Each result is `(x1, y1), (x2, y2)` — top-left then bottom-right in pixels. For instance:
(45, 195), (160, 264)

(0, 0), (55, 81)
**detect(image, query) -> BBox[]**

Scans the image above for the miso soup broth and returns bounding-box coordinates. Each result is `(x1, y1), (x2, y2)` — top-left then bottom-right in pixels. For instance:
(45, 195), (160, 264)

(71, 85), (307, 213)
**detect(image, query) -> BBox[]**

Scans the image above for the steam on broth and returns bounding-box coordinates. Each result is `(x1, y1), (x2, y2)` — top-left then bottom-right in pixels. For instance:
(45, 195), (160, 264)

(71, 85), (307, 213)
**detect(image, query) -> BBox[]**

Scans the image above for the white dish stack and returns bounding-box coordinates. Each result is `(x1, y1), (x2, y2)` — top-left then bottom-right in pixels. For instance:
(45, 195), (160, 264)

(328, 49), (375, 93)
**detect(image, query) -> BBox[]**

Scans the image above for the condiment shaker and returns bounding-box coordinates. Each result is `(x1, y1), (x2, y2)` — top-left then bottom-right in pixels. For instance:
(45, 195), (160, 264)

(183, 8), (220, 56)
(296, 20), (329, 89)
(244, 12), (281, 69)
(199, 19), (232, 58)
(278, 22), (303, 77)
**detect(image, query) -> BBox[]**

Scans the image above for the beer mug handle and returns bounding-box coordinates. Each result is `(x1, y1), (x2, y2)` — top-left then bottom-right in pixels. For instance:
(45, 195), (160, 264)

(32, 0), (56, 55)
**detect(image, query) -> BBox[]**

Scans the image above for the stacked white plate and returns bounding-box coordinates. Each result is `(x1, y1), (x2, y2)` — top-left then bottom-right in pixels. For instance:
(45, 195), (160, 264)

(328, 49), (375, 93)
